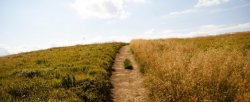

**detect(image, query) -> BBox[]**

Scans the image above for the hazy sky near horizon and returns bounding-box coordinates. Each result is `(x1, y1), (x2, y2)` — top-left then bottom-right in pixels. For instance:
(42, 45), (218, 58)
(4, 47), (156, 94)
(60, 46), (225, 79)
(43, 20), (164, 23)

(1, 0), (250, 54)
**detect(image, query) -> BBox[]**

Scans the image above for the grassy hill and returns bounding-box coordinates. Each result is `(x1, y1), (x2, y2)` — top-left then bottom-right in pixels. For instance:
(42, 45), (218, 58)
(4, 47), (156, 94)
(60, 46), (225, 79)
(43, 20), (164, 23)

(130, 32), (250, 102)
(0, 42), (126, 102)
(1, 32), (249, 102)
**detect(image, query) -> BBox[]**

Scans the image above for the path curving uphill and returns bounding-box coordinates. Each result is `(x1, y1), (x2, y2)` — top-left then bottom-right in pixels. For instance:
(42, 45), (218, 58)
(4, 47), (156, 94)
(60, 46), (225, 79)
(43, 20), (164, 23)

(110, 45), (147, 102)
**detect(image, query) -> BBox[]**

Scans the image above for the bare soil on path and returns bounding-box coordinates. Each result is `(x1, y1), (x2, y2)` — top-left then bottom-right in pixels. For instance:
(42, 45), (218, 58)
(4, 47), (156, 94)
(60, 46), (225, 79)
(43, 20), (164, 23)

(110, 45), (147, 102)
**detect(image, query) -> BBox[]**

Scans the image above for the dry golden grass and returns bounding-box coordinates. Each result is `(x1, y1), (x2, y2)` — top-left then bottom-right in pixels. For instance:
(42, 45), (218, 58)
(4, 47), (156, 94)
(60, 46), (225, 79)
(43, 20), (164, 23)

(130, 32), (250, 102)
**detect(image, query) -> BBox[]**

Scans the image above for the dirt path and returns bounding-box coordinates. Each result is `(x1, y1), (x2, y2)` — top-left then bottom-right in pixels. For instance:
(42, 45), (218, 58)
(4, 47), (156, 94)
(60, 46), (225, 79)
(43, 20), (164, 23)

(110, 45), (147, 102)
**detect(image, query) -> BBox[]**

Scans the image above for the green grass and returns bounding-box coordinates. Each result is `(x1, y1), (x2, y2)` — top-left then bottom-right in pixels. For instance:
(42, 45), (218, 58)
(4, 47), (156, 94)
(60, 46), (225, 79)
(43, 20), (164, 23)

(0, 42), (126, 102)
(124, 59), (133, 70)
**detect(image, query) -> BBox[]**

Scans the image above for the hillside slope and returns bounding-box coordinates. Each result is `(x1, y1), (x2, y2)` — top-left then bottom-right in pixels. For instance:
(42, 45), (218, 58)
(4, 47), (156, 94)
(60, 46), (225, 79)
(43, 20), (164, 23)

(0, 43), (125, 102)
(130, 32), (250, 102)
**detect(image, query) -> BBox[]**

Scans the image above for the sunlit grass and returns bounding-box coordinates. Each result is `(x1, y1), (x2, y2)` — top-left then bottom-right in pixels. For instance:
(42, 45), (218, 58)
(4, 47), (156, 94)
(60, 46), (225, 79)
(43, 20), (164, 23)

(130, 32), (250, 102)
(0, 42), (126, 102)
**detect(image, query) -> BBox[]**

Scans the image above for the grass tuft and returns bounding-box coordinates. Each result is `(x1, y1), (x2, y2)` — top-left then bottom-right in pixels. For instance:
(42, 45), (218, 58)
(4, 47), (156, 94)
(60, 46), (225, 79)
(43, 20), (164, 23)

(124, 59), (133, 70)
(61, 74), (75, 89)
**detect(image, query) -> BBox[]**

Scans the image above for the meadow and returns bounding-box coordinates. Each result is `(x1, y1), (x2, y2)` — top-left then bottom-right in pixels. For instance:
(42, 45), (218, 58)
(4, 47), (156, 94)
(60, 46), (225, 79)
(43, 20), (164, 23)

(130, 32), (250, 102)
(0, 42), (126, 102)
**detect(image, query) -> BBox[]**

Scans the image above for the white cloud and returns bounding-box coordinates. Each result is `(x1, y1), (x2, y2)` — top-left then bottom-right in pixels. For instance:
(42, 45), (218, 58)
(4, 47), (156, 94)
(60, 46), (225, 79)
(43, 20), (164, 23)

(168, 9), (198, 16)
(163, 9), (199, 18)
(189, 23), (250, 35)
(195, 0), (230, 8)
(210, 3), (250, 13)
(128, 0), (147, 3)
(142, 28), (184, 38)
(162, 0), (232, 19)
(71, 0), (147, 20)
(142, 23), (250, 39)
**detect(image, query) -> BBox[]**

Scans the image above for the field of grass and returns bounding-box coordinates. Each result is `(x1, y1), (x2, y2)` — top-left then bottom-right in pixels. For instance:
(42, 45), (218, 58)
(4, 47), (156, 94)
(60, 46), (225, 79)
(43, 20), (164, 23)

(0, 42), (126, 102)
(130, 32), (250, 102)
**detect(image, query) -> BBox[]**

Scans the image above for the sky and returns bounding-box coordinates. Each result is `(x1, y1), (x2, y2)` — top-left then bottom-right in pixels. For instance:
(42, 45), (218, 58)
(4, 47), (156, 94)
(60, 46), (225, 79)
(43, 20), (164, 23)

(0, 0), (250, 55)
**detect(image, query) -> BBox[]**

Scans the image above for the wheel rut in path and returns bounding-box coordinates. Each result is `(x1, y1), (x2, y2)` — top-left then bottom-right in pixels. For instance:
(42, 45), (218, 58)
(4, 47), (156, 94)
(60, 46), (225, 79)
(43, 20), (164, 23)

(110, 45), (147, 102)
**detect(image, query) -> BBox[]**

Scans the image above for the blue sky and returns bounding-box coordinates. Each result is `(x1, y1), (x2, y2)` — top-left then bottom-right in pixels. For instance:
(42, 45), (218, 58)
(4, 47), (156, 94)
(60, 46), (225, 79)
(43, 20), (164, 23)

(0, 0), (250, 54)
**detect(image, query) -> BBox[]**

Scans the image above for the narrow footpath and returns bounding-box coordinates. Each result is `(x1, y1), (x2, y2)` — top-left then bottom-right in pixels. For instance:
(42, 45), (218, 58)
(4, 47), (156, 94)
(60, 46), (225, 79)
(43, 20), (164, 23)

(110, 45), (147, 102)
